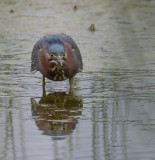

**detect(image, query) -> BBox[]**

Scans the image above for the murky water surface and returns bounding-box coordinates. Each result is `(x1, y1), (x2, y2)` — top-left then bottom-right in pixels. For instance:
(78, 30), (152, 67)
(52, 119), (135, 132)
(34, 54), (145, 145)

(0, 0), (155, 160)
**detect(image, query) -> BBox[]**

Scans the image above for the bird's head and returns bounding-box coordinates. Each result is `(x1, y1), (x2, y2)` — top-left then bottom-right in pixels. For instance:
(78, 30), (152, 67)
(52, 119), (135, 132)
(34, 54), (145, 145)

(47, 40), (66, 66)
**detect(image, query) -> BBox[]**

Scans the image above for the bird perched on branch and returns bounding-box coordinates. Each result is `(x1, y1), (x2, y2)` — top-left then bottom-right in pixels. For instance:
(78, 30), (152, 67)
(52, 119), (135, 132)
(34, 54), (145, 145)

(31, 33), (83, 93)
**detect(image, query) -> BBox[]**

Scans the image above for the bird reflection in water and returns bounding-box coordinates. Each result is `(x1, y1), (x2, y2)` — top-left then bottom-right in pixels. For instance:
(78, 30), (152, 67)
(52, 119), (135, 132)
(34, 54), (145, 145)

(31, 89), (83, 139)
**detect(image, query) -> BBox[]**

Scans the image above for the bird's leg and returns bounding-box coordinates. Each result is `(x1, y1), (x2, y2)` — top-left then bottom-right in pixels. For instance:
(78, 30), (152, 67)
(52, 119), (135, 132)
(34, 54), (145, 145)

(69, 77), (74, 94)
(42, 75), (46, 97)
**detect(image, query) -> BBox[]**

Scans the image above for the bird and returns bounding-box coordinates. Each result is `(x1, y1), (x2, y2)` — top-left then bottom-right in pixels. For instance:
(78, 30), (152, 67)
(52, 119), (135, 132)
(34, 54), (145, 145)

(31, 33), (83, 94)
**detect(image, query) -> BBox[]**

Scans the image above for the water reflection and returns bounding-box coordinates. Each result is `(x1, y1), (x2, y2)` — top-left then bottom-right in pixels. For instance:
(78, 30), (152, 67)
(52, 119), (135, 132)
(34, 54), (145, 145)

(31, 91), (83, 139)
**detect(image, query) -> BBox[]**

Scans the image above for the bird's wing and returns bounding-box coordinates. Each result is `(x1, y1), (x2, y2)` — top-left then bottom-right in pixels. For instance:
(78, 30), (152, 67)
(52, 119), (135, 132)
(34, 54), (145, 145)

(58, 34), (83, 70)
(31, 38), (44, 73)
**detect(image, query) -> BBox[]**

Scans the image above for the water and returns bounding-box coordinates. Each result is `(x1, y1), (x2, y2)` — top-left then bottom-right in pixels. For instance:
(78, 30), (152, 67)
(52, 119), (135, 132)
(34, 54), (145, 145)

(0, 0), (155, 160)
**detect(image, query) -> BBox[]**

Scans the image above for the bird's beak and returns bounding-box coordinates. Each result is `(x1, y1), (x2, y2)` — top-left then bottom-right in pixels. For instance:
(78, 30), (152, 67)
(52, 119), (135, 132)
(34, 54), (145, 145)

(56, 56), (63, 66)
(48, 58), (53, 61)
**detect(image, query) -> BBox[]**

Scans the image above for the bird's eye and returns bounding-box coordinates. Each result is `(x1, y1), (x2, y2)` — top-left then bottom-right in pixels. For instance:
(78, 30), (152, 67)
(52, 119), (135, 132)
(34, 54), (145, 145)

(50, 53), (56, 59)
(62, 54), (66, 60)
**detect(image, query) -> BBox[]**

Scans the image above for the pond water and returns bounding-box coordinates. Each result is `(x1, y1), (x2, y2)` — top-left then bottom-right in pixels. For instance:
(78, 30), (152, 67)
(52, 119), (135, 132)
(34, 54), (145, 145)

(0, 0), (155, 160)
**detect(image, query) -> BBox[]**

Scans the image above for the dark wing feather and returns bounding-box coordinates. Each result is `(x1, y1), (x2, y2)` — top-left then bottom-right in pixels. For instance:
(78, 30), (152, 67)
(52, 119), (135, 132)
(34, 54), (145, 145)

(31, 38), (44, 73)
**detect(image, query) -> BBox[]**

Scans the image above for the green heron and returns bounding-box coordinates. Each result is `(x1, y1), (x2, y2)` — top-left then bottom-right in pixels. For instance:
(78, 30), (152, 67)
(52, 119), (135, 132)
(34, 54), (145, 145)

(31, 34), (83, 93)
